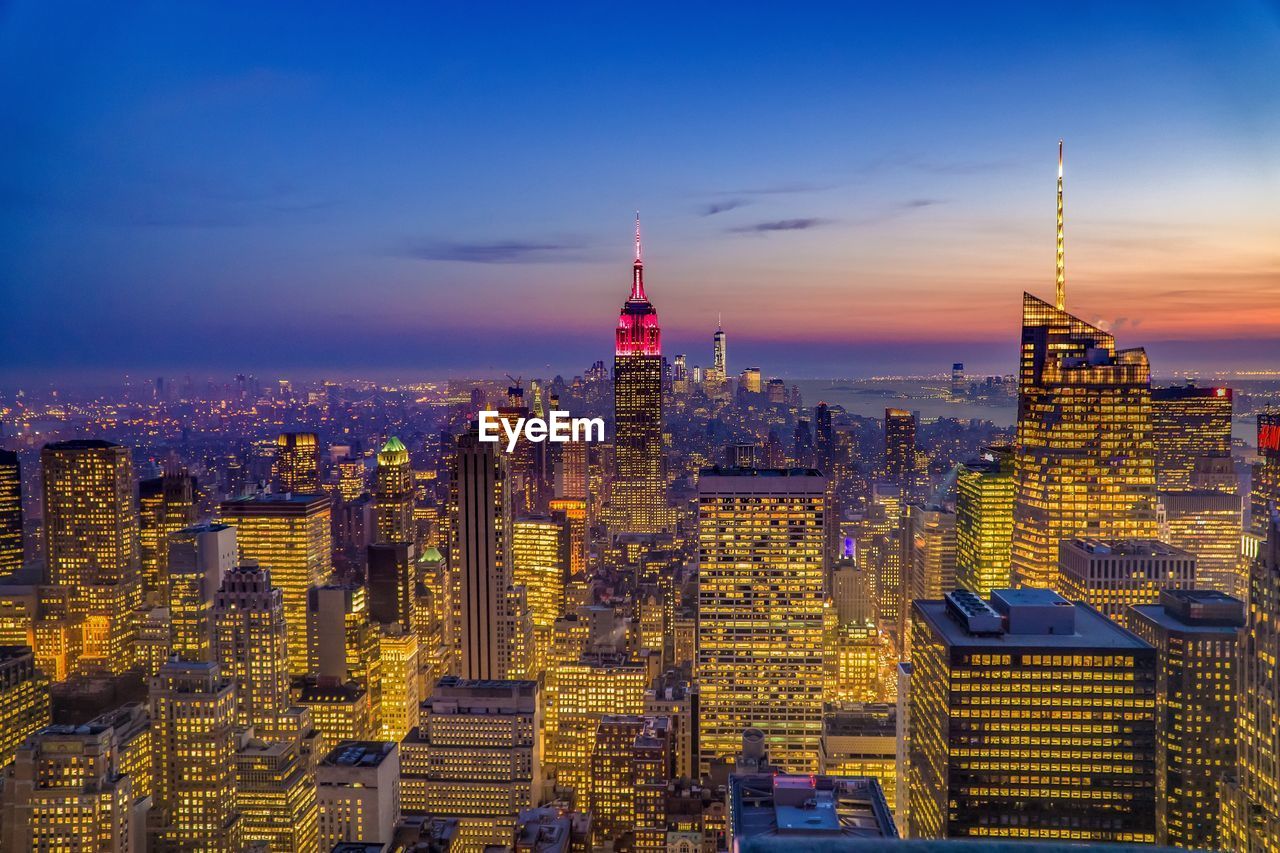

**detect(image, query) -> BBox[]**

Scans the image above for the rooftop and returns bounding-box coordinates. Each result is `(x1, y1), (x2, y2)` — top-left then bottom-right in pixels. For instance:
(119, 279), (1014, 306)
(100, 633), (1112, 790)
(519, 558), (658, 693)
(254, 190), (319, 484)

(917, 589), (1151, 650)
(1062, 538), (1192, 558)
(322, 740), (396, 768)
(731, 774), (897, 842)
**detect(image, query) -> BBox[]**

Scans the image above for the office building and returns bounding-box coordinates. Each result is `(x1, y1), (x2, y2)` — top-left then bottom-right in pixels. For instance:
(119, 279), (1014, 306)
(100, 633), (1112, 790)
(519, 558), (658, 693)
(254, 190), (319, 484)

(545, 654), (647, 799)
(376, 624), (419, 743)
(1012, 293), (1158, 589)
(510, 514), (569, 666)
(908, 588), (1156, 842)
(297, 680), (373, 748)
(1250, 409), (1280, 537)
(0, 721), (138, 853)
(610, 216), (673, 534)
(419, 677), (542, 850)
(367, 542), (417, 631)
(883, 409), (917, 491)
(317, 741), (400, 851)
(138, 466), (196, 593)
(220, 493), (332, 674)
(0, 449), (24, 574)
(1221, 518), (1280, 853)
(1160, 489), (1246, 597)
(149, 660), (240, 852)
(41, 439), (139, 589)
(1128, 589), (1244, 849)
(906, 504), (957, 604)
(213, 561), (292, 737)
(1152, 384), (1233, 491)
(0, 646), (49, 769)
(697, 467), (827, 773)
(167, 522), (237, 663)
(955, 448), (1015, 596)
(374, 436), (414, 544)
(274, 431), (320, 493)
(235, 730), (320, 853)
(1058, 538), (1197, 620)
(818, 704), (898, 814)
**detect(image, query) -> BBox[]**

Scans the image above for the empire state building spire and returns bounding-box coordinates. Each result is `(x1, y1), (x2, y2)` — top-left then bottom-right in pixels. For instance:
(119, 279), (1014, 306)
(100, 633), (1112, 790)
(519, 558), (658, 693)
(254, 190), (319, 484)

(631, 211), (646, 301)
(1056, 139), (1066, 311)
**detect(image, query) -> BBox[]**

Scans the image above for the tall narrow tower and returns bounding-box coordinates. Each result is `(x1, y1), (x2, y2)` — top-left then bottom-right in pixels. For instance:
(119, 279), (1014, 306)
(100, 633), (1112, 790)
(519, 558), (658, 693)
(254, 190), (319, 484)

(1056, 139), (1066, 311)
(712, 315), (727, 380)
(610, 214), (672, 534)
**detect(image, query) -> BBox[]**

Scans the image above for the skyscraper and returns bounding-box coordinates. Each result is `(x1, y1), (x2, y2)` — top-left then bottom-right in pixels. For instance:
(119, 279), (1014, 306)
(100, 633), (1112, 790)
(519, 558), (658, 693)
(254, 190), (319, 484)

(696, 467), (828, 773)
(213, 561), (292, 738)
(905, 504), (957, 604)
(908, 588), (1157, 842)
(367, 542), (416, 631)
(510, 514), (569, 665)
(1152, 383), (1233, 491)
(0, 646), (49, 769)
(1011, 293), (1157, 589)
(883, 409), (916, 491)
(374, 436), (414, 544)
(1160, 489), (1246, 596)
(167, 522), (238, 663)
(712, 317), (727, 381)
(219, 493), (332, 675)
(138, 464), (196, 593)
(955, 448), (1015, 596)
(420, 677), (542, 849)
(1128, 589), (1244, 849)
(610, 216), (672, 534)
(274, 431), (320, 494)
(453, 428), (514, 680)
(0, 450), (23, 574)
(1057, 538), (1197, 620)
(1221, 517), (1280, 853)
(40, 439), (138, 589)
(149, 660), (240, 852)
(1250, 409), (1280, 538)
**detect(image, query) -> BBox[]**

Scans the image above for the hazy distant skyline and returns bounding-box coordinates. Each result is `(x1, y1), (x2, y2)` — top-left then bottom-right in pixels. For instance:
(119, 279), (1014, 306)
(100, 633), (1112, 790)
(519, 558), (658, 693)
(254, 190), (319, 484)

(3, 2), (1278, 380)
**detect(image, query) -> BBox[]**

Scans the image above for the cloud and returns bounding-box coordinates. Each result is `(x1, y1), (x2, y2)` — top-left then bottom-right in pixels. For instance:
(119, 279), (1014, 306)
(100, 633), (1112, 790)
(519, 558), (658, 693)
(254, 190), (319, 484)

(396, 239), (587, 263)
(700, 198), (751, 216)
(728, 218), (831, 234)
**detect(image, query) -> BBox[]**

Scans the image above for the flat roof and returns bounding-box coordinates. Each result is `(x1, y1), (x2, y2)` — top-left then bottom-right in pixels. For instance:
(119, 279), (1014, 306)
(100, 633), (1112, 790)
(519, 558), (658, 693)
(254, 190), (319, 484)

(322, 741), (396, 768)
(1062, 538), (1193, 558)
(1130, 603), (1244, 635)
(915, 598), (1151, 651)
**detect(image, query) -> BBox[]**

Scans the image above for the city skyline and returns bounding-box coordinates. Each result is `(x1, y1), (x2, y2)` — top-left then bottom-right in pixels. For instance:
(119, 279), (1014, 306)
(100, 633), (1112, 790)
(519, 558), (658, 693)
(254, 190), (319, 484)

(3, 3), (1280, 380)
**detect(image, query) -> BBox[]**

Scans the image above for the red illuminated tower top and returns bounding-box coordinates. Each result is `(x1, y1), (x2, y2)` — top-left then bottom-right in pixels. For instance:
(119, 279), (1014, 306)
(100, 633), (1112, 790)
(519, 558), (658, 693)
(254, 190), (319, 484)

(616, 213), (661, 357)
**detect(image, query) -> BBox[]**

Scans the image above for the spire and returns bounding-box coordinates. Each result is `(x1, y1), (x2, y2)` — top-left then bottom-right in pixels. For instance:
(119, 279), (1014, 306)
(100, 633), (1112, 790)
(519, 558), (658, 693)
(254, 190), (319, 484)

(1055, 138), (1065, 311)
(631, 211), (646, 301)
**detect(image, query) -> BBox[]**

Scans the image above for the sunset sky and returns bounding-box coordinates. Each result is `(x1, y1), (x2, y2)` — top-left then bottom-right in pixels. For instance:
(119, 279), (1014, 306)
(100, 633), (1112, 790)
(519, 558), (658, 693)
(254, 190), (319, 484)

(2, 2), (1278, 380)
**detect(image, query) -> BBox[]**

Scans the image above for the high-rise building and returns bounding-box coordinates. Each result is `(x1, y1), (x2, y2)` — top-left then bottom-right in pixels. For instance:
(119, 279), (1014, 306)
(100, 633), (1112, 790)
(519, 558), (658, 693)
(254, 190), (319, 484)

(41, 439), (139, 589)
(420, 677), (542, 850)
(510, 514), (568, 664)
(138, 465), (196, 593)
(234, 729), (320, 853)
(883, 408), (917, 497)
(610, 216), (672, 534)
(219, 493), (332, 674)
(1057, 538), (1197, 620)
(955, 448), (1015, 596)
(1250, 409), (1280, 538)
(865, 483), (904, 627)
(213, 561), (292, 737)
(950, 363), (966, 400)
(376, 624), (419, 742)
(453, 428), (516, 680)
(1011, 293), (1157, 589)
(374, 436), (414, 543)
(905, 505), (957, 604)
(0, 646), (49, 769)
(274, 431), (320, 494)
(1160, 489), (1246, 597)
(544, 654), (647, 799)
(367, 542), (417, 631)
(908, 588), (1156, 842)
(739, 366), (762, 395)
(149, 660), (240, 852)
(712, 317), (727, 381)
(818, 704), (898, 815)
(696, 467), (827, 773)
(1221, 517), (1280, 853)
(317, 741), (400, 850)
(1128, 589), (1244, 849)
(0, 450), (24, 574)
(167, 522), (237, 663)
(589, 714), (674, 848)
(1152, 384), (1233, 491)
(1, 720), (138, 853)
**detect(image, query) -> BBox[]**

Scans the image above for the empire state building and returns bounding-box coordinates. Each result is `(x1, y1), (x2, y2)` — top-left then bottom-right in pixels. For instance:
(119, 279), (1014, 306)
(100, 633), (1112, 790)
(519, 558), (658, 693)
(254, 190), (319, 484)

(608, 216), (673, 534)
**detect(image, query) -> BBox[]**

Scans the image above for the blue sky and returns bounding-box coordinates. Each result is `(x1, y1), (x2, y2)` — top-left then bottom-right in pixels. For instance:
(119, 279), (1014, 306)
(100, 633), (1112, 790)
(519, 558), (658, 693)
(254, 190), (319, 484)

(2, 1), (1278, 381)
